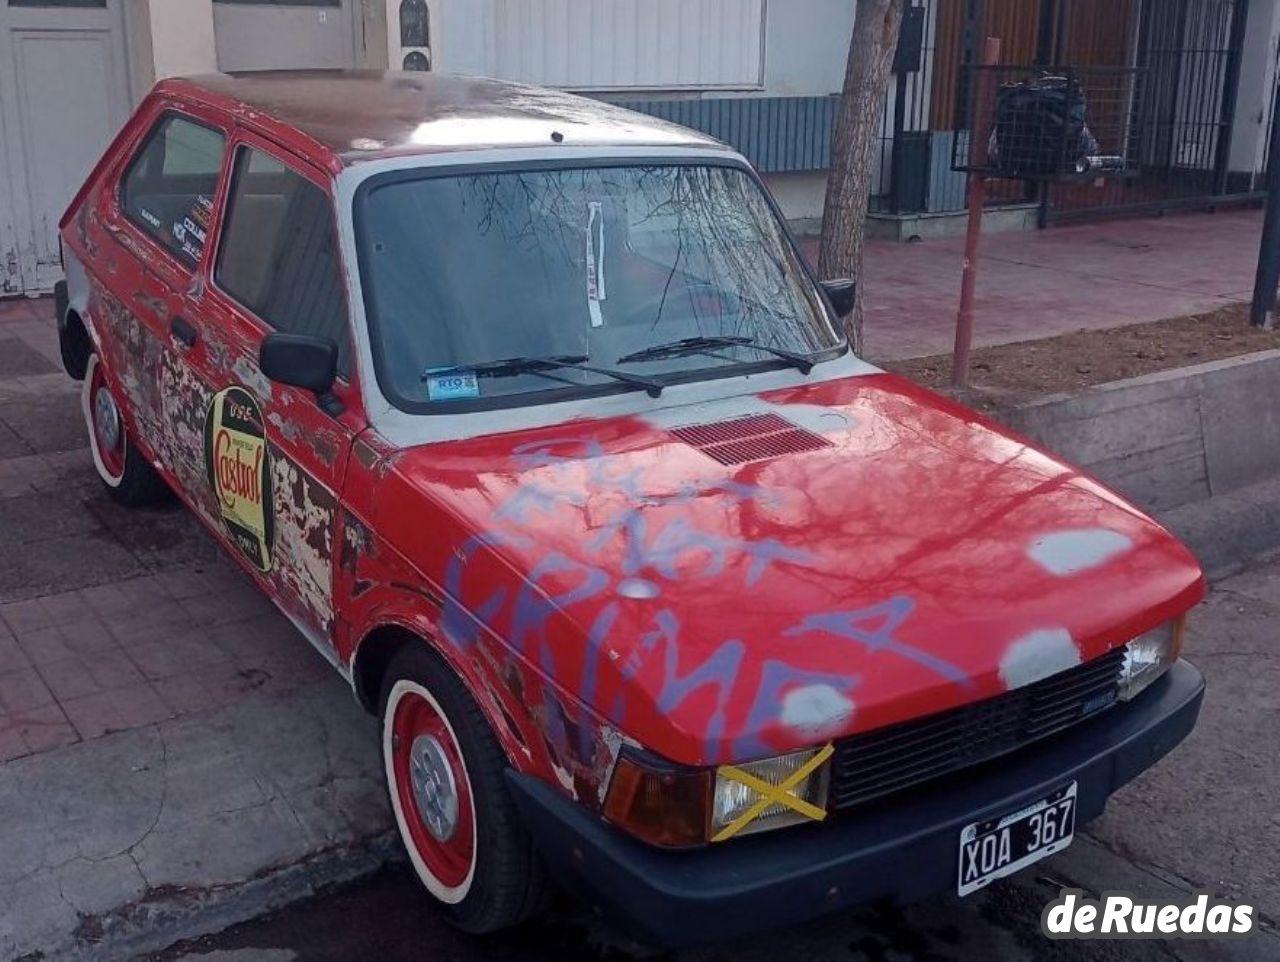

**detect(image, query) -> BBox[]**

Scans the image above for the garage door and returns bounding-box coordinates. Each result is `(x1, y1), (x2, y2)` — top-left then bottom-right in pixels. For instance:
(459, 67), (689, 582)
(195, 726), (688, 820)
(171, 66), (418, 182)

(0, 0), (130, 296)
(214, 0), (359, 72)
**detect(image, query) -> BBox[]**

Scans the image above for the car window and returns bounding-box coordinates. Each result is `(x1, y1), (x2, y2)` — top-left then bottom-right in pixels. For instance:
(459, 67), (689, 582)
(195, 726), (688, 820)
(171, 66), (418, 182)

(215, 146), (351, 376)
(120, 114), (225, 267)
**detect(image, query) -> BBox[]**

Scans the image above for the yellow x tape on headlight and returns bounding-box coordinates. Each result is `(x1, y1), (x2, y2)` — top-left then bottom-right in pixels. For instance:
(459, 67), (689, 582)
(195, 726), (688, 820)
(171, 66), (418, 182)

(711, 744), (834, 842)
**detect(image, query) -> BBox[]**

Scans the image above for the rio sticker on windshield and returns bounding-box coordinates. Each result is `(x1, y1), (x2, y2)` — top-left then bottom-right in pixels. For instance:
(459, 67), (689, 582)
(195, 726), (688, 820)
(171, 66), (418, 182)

(425, 371), (480, 401)
(203, 386), (274, 572)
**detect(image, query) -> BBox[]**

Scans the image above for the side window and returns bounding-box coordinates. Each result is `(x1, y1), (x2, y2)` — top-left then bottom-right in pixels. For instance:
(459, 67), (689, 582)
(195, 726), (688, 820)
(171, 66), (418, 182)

(215, 147), (351, 376)
(120, 114), (225, 267)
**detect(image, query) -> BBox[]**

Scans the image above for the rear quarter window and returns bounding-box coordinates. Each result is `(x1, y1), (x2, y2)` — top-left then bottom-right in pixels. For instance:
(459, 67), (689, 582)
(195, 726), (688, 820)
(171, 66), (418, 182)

(120, 113), (226, 267)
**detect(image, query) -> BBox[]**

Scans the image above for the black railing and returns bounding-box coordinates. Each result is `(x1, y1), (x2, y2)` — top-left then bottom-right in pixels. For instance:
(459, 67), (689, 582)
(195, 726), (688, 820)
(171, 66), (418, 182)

(876, 0), (1267, 225)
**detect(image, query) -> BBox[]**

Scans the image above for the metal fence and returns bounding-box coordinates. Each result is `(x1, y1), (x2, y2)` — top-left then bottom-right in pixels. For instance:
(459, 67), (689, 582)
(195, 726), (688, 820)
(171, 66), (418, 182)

(874, 0), (1270, 224)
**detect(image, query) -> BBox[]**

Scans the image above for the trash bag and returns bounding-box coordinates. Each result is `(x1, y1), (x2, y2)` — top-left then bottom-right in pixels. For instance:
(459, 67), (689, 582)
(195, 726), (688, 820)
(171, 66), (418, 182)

(988, 75), (1099, 177)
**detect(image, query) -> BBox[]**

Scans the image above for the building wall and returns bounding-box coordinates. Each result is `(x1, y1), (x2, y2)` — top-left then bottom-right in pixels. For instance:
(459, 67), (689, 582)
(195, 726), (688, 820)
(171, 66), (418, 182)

(409, 0), (852, 227)
(1227, 0), (1280, 183)
(123, 0), (218, 98)
(754, 0), (852, 98)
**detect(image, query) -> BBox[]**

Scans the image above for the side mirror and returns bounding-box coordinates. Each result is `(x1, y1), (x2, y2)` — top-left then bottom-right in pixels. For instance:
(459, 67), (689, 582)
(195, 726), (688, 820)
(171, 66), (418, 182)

(259, 332), (338, 396)
(821, 278), (857, 318)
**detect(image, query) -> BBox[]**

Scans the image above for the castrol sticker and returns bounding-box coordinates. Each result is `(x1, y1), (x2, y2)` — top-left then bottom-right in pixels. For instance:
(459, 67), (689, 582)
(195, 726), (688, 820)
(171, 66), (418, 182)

(203, 386), (274, 572)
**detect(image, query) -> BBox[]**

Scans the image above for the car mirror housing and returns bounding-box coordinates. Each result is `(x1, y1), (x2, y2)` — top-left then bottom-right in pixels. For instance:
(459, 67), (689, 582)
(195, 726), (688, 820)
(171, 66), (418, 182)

(259, 332), (338, 396)
(820, 278), (857, 318)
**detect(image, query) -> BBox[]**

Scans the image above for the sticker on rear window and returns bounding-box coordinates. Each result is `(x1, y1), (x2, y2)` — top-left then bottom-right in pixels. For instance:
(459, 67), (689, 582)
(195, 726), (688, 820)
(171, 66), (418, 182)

(425, 371), (480, 401)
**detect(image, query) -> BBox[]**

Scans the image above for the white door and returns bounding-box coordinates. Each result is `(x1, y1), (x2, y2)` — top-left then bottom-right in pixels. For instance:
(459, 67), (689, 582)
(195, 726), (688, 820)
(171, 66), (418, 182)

(214, 0), (359, 72)
(0, 0), (131, 295)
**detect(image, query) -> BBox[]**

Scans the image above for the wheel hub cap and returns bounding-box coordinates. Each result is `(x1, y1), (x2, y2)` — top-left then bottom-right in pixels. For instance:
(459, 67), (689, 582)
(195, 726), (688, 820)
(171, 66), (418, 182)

(409, 734), (459, 842)
(94, 386), (121, 451)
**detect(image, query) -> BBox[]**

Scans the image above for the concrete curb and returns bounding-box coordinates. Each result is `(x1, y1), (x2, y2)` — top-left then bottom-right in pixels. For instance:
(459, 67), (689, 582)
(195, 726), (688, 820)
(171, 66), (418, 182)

(78, 833), (400, 962)
(996, 350), (1280, 574)
(1001, 350), (1280, 513)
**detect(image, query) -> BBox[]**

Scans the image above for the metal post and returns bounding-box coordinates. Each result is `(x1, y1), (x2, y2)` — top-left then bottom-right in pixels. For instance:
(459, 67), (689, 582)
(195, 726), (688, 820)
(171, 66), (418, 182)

(952, 36), (1001, 388)
(1250, 83), (1280, 328)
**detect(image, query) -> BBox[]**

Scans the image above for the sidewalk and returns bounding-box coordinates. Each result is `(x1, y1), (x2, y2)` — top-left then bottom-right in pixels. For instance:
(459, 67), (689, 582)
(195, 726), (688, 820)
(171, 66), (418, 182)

(0, 300), (391, 960)
(802, 206), (1264, 361)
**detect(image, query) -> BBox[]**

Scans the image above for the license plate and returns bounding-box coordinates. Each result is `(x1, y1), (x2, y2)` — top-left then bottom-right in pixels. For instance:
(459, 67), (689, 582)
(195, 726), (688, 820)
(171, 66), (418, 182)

(957, 782), (1076, 896)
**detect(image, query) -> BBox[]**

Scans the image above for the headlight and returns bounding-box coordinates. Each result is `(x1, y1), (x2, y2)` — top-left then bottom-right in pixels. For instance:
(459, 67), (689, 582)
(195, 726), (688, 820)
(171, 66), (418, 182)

(711, 747), (831, 841)
(602, 746), (833, 847)
(1118, 617), (1185, 701)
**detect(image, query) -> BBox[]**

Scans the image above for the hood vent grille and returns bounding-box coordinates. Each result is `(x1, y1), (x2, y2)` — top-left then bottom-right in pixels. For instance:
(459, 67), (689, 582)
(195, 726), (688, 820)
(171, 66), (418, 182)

(670, 412), (833, 466)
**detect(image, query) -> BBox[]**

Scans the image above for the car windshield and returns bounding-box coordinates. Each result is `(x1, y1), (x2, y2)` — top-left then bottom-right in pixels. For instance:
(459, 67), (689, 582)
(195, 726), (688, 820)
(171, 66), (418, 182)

(355, 163), (844, 410)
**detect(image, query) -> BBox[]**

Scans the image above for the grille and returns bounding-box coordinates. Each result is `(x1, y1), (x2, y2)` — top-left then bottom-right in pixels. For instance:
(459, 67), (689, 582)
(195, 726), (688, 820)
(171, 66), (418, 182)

(670, 413), (832, 466)
(829, 647), (1126, 810)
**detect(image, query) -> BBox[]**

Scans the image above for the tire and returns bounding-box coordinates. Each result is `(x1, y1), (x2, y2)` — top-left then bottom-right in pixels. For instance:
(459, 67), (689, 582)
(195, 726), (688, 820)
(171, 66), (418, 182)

(82, 353), (169, 507)
(380, 643), (548, 933)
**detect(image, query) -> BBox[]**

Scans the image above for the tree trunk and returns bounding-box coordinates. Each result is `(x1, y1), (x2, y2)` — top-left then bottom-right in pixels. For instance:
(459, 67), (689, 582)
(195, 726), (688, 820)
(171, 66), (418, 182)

(818, 0), (907, 352)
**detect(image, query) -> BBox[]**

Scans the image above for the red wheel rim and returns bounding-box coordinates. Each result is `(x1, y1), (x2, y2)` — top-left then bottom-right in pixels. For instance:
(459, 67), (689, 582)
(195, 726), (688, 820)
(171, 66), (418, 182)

(391, 689), (476, 889)
(89, 360), (126, 479)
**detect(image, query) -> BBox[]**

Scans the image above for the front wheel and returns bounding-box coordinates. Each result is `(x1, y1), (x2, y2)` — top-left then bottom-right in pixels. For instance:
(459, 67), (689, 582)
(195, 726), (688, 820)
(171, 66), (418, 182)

(380, 644), (548, 933)
(82, 353), (168, 506)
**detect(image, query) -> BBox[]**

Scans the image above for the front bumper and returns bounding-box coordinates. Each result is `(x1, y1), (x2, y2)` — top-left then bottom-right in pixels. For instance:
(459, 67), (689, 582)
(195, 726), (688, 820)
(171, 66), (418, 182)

(507, 659), (1204, 947)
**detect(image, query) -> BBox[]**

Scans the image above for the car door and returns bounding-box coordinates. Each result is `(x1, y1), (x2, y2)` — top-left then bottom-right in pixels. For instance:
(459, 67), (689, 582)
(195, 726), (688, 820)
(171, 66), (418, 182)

(193, 132), (366, 659)
(101, 106), (228, 497)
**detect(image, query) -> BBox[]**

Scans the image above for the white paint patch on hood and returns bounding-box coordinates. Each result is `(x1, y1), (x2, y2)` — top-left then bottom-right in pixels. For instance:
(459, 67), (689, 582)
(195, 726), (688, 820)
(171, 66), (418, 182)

(780, 684), (855, 738)
(1028, 528), (1134, 576)
(1000, 628), (1081, 690)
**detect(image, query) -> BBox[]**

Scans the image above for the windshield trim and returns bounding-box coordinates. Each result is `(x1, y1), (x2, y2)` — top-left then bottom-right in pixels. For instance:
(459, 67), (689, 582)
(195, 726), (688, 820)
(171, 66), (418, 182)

(351, 155), (849, 416)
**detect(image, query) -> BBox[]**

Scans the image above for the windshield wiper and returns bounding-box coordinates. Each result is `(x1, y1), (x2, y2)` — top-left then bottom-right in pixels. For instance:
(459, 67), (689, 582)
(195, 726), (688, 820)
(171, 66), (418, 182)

(424, 354), (664, 398)
(616, 336), (814, 374)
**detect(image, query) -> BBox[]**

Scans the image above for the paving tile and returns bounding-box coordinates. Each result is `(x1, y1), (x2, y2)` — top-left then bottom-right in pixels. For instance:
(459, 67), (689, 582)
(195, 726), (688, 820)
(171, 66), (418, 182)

(0, 631), (30, 672)
(152, 671), (223, 717)
(12, 626), (77, 666)
(199, 660), (277, 703)
(0, 598), (53, 635)
(15, 702), (79, 754)
(55, 617), (118, 657)
(0, 450), (94, 501)
(0, 419), (32, 459)
(153, 568), (218, 601)
(0, 338), (57, 378)
(0, 667), (55, 713)
(81, 578), (194, 644)
(127, 635), (230, 681)
(38, 591), (104, 628)
(38, 649), (143, 702)
(0, 722), (28, 762)
(60, 682), (175, 740)
(0, 393), (85, 455)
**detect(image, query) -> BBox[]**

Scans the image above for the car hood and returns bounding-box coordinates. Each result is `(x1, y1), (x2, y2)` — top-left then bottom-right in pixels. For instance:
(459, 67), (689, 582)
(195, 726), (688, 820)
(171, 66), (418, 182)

(386, 372), (1204, 766)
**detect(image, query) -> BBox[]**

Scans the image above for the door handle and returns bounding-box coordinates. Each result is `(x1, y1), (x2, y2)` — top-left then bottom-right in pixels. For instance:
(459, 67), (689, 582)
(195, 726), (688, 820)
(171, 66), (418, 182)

(171, 315), (199, 349)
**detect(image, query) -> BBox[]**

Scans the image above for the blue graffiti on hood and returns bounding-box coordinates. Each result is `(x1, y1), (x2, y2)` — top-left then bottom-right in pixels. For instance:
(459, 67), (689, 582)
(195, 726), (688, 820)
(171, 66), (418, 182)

(784, 596), (973, 689)
(440, 431), (919, 763)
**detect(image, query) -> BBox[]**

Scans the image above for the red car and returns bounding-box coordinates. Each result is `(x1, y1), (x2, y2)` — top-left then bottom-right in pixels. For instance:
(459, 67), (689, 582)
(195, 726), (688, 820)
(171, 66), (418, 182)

(55, 72), (1204, 945)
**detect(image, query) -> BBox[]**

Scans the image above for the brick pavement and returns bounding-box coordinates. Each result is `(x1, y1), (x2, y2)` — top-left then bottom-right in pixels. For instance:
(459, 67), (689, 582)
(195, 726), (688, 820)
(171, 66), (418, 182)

(0, 296), (331, 766)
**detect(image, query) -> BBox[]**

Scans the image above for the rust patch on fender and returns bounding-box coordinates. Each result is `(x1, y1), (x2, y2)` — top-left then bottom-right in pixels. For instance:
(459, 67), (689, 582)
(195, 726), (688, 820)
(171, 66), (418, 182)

(270, 450), (336, 635)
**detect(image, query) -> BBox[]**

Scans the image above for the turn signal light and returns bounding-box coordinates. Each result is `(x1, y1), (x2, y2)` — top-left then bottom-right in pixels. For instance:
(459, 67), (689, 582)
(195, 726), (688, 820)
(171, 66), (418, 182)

(602, 753), (712, 848)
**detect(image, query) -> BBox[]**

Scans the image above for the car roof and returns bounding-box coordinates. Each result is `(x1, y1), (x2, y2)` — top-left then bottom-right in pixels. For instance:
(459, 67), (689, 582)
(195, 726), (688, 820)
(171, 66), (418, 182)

(157, 71), (729, 169)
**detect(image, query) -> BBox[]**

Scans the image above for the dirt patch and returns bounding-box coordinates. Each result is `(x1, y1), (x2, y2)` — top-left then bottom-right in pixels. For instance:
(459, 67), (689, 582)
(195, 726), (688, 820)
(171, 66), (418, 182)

(881, 302), (1280, 407)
